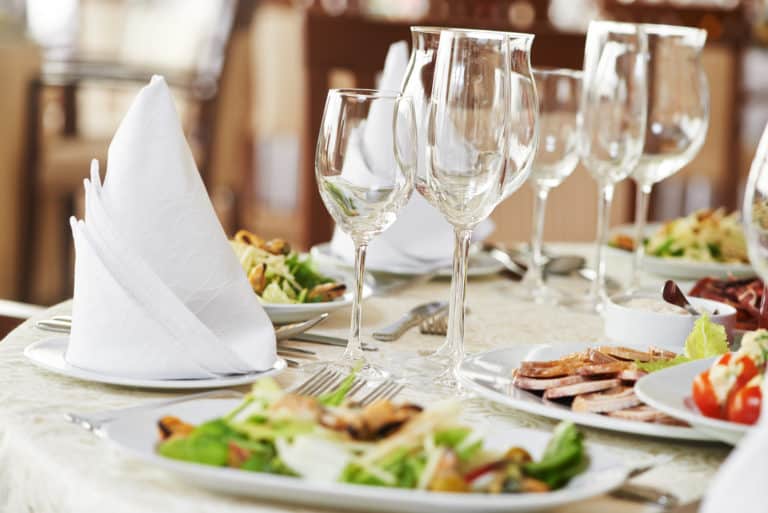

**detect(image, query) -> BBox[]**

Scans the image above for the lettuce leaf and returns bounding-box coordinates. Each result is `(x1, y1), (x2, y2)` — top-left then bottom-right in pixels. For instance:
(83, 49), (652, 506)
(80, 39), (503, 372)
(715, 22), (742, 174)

(684, 314), (729, 360)
(636, 315), (728, 372)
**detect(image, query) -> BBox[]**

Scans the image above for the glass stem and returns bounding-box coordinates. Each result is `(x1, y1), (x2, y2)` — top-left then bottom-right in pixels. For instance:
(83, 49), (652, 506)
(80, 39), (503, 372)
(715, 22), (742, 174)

(530, 185), (551, 291)
(631, 183), (653, 291)
(344, 241), (367, 363)
(445, 228), (473, 373)
(590, 182), (615, 306)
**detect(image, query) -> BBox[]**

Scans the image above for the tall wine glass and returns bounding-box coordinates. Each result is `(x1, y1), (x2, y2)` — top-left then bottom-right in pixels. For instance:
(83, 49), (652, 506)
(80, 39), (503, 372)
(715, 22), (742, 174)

(744, 123), (768, 300)
(628, 24), (708, 291)
(423, 29), (534, 388)
(577, 21), (648, 312)
(315, 89), (417, 379)
(519, 68), (581, 303)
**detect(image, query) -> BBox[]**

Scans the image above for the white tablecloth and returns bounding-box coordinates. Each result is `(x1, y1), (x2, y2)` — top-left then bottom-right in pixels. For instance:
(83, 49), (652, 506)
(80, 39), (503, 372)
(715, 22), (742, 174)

(0, 244), (728, 513)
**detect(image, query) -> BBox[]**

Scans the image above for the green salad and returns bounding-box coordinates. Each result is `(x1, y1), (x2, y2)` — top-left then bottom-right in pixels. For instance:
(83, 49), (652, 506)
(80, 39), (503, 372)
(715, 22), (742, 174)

(230, 229), (345, 304)
(157, 377), (588, 494)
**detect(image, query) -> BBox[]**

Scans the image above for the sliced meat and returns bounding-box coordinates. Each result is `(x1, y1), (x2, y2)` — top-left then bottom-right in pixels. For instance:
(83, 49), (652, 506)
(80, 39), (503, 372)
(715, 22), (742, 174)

(512, 372), (588, 391)
(649, 346), (678, 361)
(597, 346), (653, 362)
(605, 405), (668, 422)
(587, 348), (619, 364)
(571, 386), (642, 413)
(617, 368), (648, 382)
(543, 379), (621, 400)
(654, 414), (689, 427)
(517, 361), (579, 378)
(577, 361), (631, 377)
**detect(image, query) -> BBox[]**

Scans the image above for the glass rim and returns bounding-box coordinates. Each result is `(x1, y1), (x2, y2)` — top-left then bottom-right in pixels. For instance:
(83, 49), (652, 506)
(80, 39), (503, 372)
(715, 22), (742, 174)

(533, 66), (583, 78)
(410, 25), (535, 41)
(328, 88), (409, 101)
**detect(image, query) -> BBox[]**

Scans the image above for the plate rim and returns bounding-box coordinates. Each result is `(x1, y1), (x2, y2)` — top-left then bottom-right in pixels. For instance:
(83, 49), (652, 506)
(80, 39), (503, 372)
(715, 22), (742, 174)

(310, 242), (503, 277)
(23, 336), (286, 390)
(102, 397), (631, 512)
(634, 356), (750, 441)
(458, 344), (716, 442)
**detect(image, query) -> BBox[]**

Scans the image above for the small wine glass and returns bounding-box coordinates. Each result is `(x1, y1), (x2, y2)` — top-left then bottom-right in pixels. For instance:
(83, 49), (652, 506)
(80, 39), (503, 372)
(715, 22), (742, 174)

(518, 67), (582, 303)
(628, 24), (708, 291)
(421, 29), (535, 389)
(314, 89), (417, 379)
(744, 123), (768, 298)
(575, 21), (648, 312)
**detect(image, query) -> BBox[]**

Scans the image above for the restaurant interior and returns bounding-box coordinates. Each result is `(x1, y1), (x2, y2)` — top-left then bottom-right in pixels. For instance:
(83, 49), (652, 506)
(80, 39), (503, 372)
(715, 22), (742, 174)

(2, 1), (768, 512)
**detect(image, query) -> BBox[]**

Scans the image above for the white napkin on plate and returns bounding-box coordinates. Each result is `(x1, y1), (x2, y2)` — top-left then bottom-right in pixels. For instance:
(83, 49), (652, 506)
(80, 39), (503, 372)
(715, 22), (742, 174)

(329, 40), (494, 273)
(66, 75), (276, 379)
(700, 371), (768, 512)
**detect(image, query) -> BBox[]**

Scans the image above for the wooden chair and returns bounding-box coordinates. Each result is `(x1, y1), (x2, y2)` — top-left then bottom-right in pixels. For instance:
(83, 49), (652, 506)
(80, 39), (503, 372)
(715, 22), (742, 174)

(19, 0), (259, 303)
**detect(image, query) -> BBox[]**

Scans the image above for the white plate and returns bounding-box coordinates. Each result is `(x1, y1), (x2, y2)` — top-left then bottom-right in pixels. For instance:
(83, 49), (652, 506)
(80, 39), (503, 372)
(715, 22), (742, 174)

(458, 343), (714, 441)
(262, 269), (372, 324)
(101, 397), (629, 513)
(635, 357), (750, 445)
(24, 337), (286, 390)
(607, 224), (754, 280)
(310, 242), (504, 277)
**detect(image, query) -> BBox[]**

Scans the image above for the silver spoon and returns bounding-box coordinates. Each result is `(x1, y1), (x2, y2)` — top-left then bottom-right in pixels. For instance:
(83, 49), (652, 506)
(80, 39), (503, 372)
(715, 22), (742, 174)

(662, 280), (700, 316)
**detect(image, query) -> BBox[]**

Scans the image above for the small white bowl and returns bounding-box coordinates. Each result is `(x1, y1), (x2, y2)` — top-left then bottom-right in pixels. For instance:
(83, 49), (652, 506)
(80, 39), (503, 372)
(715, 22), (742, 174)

(603, 293), (737, 351)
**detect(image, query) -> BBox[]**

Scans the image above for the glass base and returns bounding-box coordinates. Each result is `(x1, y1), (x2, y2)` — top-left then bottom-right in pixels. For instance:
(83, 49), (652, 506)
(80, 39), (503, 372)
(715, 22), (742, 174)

(561, 292), (606, 314)
(512, 281), (565, 305)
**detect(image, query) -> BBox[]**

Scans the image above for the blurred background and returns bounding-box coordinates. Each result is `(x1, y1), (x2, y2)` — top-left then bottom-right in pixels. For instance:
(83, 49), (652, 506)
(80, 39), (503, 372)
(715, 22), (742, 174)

(1, 0), (767, 306)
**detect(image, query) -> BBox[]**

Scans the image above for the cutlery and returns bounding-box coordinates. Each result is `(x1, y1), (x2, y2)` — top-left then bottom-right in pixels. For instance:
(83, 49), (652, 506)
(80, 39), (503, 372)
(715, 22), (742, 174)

(544, 255), (586, 275)
(662, 280), (701, 316)
(484, 244), (526, 280)
(291, 332), (378, 352)
(419, 311), (448, 336)
(609, 459), (680, 509)
(66, 389), (246, 433)
(36, 314), (331, 342)
(372, 301), (449, 342)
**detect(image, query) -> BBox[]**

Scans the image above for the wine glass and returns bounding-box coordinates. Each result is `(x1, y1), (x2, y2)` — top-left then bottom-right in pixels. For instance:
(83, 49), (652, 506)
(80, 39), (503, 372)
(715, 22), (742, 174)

(628, 24), (708, 291)
(744, 123), (768, 298)
(576, 21), (648, 312)
(519, 68), (582, 303)
(421, 29), (535, 389)
(314, 89), (417, 379)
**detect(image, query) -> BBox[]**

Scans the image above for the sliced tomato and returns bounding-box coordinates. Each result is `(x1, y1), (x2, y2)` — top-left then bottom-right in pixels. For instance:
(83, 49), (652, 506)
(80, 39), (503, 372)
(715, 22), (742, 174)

(727, 384), (762, 425)
(732, 355), (760, 392)
(692, 370), (723, 419)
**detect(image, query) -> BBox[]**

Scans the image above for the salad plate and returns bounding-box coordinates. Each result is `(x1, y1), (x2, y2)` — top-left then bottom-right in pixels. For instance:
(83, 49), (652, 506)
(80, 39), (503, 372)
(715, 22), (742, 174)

(263, 275), (372, 324)
(635, 357), (749, 445)
(24, 337), (286, 389)
(458, 343), (715, 442)
(101, 396), (629, 513)
(310, 242), (504, 278)
(608, 212), (754, 280)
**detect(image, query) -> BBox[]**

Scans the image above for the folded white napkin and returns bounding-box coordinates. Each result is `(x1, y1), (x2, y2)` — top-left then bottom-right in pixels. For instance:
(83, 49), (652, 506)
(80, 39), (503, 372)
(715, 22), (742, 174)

(66, 75), (276, 379)
(329, 40), (494, 272)
(701, 378), (768, 513)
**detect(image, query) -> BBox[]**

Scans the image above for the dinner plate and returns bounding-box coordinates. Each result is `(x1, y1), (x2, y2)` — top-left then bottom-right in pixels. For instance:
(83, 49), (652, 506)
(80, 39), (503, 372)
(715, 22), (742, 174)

(310, 242), (504, 277)
(24, 337), (286, 390)
(101, 397), (630, 513)
(607, 224), (754, 280)
(458, 343), (715, 442)
(634, 357), (749, 445)
(262, 268), (372, 324)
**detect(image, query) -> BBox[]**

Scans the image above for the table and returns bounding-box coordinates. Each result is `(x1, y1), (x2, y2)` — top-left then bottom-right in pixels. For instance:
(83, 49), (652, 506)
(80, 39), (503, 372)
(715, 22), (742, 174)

(0, 244), (730, 513)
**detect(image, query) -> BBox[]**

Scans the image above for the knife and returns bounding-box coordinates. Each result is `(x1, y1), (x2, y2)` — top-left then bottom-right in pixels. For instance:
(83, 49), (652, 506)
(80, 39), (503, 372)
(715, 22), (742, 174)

(373, 301), (448, 342)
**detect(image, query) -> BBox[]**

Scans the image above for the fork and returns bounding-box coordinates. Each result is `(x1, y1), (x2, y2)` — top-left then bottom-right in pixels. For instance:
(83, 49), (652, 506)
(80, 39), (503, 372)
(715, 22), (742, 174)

(291, 369), (403, 406)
